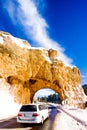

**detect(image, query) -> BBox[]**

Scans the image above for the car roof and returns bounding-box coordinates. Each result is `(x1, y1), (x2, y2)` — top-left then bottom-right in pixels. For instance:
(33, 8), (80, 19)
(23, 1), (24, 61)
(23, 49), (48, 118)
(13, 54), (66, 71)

(21, 103), (44, 106)
(21, 103), (47, 106)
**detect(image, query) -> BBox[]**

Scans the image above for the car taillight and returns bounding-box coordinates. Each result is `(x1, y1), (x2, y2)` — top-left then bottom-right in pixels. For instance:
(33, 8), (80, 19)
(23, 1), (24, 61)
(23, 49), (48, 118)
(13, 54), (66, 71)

(18, 113), (22, 117)
(32, 113), (40, 116)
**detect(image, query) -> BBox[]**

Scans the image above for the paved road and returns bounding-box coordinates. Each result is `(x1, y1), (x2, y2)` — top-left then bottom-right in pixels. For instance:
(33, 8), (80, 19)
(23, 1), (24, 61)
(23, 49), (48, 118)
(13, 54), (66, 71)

(0, 106), (60, 130)
(1, 104), (86, 130)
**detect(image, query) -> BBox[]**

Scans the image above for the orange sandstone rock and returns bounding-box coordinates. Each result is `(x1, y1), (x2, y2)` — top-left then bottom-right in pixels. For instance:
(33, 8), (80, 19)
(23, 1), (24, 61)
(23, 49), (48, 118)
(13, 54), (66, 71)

(0, 31), (86, 108)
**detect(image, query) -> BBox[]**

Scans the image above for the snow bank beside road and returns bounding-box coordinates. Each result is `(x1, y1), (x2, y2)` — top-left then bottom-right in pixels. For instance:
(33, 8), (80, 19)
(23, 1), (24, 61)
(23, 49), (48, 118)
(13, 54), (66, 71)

(54, 111), (87, 130)
(64, 107), (87, 123)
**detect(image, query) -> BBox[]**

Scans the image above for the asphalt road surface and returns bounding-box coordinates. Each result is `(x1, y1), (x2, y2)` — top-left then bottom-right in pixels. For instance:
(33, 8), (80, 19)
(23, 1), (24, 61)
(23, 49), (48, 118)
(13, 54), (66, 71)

(0, 105), (87, 130)
(0, 106), (59, 130)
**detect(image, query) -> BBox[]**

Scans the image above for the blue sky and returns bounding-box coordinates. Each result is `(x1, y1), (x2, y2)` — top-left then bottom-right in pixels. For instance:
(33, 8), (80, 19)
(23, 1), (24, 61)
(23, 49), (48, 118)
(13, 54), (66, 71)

(0, 0), (87, 85)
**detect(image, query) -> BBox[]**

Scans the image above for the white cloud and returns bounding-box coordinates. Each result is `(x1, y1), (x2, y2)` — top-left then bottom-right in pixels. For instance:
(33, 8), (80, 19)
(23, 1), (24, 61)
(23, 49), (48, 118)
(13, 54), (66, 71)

(3, 0), (17, 24)
(81, 74), (87, 85)
(35, 88), (55, 97)
(4, 0), (73, 65)
(82, 75), (87, 78)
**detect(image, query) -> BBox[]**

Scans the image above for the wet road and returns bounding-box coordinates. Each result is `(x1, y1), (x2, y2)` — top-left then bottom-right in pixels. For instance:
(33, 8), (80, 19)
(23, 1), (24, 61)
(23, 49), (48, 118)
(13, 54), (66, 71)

(0, 106), (60, 130)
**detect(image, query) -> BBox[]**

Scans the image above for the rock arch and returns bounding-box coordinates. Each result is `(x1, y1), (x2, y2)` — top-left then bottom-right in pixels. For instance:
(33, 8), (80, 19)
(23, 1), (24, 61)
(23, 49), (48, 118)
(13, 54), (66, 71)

(7, 76), (86, 108)
(0, 31), (87, 108)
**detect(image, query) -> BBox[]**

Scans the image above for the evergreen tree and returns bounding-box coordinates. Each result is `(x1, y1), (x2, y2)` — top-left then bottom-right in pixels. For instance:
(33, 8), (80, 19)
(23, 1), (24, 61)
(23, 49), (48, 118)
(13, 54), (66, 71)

(82, 84), (87, 95)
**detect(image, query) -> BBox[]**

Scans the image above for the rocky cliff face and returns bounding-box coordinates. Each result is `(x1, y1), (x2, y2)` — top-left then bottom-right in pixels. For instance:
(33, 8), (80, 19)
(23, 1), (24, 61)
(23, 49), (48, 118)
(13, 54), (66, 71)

(0, 31), (86, 108)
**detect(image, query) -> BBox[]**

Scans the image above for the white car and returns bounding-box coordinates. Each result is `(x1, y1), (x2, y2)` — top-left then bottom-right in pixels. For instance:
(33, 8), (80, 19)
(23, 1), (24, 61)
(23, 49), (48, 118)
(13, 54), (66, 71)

(17, 103), (49, 124)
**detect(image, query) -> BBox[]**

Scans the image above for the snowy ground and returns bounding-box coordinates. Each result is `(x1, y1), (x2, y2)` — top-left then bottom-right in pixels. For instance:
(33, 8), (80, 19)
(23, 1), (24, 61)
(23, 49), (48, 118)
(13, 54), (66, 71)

(63, 107), (87, 123)
(54, 106), (87, 130)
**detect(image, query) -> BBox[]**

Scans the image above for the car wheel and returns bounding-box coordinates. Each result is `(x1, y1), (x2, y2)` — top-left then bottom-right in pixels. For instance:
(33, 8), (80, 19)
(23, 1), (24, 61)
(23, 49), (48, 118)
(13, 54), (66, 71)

(41, 117), (44, 125)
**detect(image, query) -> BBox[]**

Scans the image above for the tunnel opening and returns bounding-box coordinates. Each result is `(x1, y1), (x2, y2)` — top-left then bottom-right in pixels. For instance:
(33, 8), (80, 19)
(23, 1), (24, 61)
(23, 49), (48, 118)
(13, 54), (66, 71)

(5, 77), (86, 109)
(33, 88), (61, 104)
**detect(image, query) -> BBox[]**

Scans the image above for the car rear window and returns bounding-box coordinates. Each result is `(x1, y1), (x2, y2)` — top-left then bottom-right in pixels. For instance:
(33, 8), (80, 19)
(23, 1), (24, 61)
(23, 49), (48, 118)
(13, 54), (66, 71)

(20, 105), (37, 112)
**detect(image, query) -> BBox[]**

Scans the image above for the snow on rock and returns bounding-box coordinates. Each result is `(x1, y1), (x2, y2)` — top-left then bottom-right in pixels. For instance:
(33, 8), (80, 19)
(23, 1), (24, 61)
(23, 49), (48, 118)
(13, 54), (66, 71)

(0, 36), (4, 44)
(9, 35), (30, 49)
(42, 54), (52, 64)
(0, 78), (21, 120)
(1, 31), (31, 49)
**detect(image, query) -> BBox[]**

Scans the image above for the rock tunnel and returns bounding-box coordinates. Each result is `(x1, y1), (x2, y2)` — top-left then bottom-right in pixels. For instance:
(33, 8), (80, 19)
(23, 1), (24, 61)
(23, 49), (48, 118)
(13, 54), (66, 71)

(0, 31), (87, 109)
(7, 75), (86, 109)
